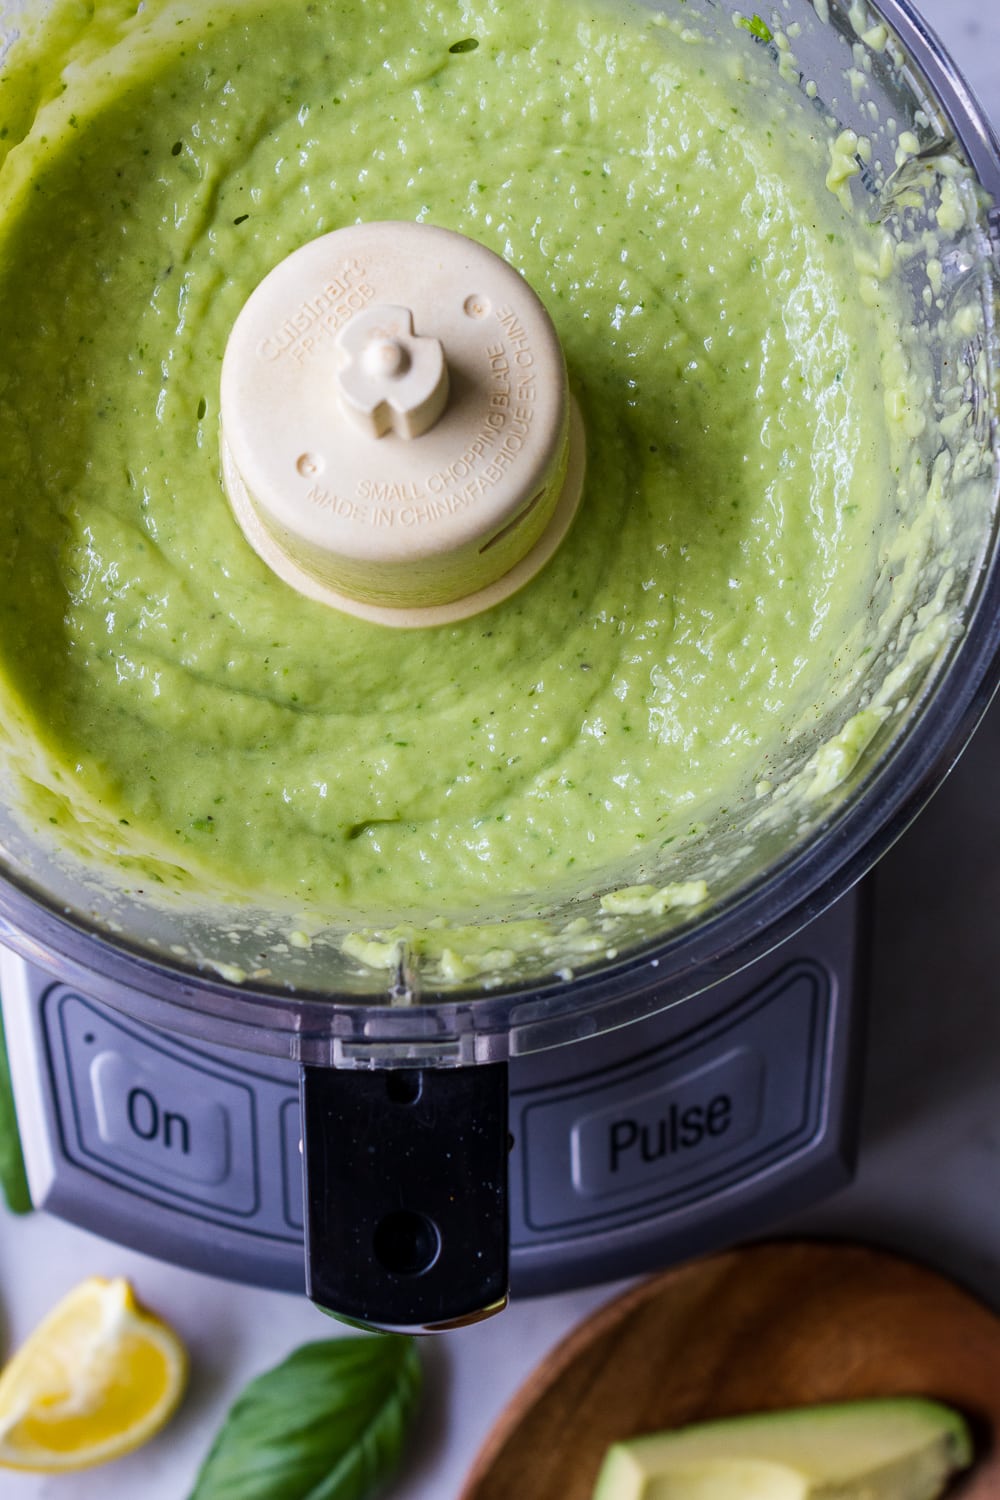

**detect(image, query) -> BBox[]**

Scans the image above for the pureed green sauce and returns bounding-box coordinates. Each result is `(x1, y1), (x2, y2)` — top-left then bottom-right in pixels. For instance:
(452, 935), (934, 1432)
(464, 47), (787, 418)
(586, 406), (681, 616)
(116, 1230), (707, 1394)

(0, 0), (915, 924)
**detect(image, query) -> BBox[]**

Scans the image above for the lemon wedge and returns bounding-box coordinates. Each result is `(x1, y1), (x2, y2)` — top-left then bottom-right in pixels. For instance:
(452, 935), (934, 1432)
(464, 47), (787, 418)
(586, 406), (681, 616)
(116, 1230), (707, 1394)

(0, 1276), (187, 1471)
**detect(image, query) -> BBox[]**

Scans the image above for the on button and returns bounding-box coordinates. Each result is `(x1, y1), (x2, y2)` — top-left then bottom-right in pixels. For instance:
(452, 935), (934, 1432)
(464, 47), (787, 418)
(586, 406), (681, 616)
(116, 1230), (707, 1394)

(91, 1050), (230, 1186)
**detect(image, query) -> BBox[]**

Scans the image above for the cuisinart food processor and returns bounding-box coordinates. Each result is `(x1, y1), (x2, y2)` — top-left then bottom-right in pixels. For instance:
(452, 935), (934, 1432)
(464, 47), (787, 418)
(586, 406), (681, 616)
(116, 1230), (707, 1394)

(0, 0), (998, 1333)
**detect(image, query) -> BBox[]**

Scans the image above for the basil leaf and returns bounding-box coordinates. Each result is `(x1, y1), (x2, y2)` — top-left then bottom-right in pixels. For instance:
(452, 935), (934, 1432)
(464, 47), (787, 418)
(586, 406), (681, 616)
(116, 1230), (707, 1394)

(0, 1006), (31, 1215)
(187, 1335), (422, 1500)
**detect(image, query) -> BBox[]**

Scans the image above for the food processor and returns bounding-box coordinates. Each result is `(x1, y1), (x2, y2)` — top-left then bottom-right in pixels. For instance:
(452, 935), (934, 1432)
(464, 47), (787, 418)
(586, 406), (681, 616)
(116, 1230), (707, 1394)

(0, 0), (998, 1334)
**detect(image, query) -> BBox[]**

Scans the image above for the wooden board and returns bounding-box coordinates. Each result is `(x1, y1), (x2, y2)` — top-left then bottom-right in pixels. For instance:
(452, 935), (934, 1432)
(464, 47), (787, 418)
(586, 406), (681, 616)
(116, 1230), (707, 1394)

(460, 1240), (1000, 1500)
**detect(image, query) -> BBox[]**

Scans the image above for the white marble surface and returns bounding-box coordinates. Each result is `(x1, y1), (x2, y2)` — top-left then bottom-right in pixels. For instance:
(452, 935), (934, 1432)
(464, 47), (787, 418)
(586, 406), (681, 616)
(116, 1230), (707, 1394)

(920, 2), (1000, 130)
(1, 2), (999, 1496)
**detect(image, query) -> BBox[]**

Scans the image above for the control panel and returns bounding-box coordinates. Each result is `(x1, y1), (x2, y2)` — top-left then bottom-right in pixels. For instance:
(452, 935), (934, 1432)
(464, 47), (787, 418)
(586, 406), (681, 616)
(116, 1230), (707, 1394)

(0, 891), (864, 1296)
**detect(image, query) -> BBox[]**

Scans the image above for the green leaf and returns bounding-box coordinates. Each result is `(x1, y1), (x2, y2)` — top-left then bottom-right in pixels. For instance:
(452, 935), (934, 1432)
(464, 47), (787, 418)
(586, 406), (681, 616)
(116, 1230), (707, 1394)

(0, 1004), (31, 1215)
(737, 14), (774, 42)
(187, 1335), (422, 1500)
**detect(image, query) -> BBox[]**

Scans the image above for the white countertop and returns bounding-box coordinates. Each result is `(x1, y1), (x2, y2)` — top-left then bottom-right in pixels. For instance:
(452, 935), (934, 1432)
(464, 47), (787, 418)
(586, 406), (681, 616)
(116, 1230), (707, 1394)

(2, 2), (1000, 1496)
(920, 1), (1000, 131)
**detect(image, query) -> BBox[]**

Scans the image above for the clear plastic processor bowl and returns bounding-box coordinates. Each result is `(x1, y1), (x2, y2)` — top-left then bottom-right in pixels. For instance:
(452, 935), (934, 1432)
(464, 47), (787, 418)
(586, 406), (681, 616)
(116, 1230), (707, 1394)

(0, 0), (996, 1075)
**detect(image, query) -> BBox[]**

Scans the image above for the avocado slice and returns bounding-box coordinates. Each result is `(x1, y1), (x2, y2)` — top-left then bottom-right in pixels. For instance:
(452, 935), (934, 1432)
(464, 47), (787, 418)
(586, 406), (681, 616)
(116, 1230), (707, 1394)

(592, 1398), (973, 1500)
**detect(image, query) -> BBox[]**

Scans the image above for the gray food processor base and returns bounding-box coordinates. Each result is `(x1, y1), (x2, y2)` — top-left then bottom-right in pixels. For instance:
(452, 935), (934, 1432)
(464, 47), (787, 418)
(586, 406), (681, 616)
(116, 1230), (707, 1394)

(0, 888), (866, 1298)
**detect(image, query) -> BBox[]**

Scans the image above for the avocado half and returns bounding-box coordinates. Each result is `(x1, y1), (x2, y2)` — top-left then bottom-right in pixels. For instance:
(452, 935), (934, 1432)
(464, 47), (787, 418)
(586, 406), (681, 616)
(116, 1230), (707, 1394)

(591, 1397), (974, 1500)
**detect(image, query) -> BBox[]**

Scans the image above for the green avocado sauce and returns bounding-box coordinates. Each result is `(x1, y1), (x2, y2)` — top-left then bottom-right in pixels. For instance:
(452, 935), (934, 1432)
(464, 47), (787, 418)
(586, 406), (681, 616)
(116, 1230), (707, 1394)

(0, 0), (909, 921)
